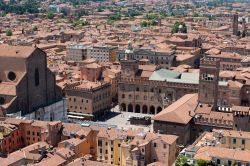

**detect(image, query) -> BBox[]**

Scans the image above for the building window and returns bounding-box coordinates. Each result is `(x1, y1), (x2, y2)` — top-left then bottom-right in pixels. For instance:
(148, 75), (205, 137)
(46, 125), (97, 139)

(35, 68), (39, 86)
(122, 94), (125, 98)
(100, 149), (102, 153)
(129, 95), (132, 99)
(105, 150), (108, 154)
(164, 144), (166, 149)
(233, 138), (236, 144)
(0, 97), (5, 105)
(32, 132), (35, 136)
(118, 144), (121, 147)
(154, 143), (157, 147)
(8, 71), (16, 81)
(242, 139), (245, 145)
(136, 87), (139, 91)
(98, 140), (102, 146)
(111, 147), (113, 151)
(27, 131), (30, 135)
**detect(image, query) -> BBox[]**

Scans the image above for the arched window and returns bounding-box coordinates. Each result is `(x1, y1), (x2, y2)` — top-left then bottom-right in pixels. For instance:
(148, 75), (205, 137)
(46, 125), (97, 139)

(35, 68), (39, 86)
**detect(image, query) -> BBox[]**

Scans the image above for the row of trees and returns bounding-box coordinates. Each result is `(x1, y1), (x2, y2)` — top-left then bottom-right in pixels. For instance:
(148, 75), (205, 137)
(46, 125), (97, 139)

(71, 19), (90, 27)
(140, 20), (158, 27)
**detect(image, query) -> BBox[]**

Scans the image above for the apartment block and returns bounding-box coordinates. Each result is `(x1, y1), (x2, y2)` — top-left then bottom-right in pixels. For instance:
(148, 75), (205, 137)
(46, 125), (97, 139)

(96, 128), (178, 166)
(65, 81), (112, 119)
(87, 44), (118, 63)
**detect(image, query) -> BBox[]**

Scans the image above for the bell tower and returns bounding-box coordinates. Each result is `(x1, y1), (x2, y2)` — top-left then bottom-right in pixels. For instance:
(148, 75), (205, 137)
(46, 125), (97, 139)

(198, 57), (220, 109)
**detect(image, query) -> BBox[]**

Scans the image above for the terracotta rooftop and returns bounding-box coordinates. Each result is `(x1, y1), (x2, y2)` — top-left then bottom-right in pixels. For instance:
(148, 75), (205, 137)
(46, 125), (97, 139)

(84, 62), (102, 69)
(153, 94), (198, 124)
(213, 129), (250, 140)
(68, 158), (113, 166)
(0, 45), (37, 58)
(194, 146), (250, 162)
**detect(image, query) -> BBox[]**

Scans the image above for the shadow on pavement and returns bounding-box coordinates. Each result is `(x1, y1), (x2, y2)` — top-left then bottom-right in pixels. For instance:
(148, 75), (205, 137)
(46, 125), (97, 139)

(97, 111), (122, 122)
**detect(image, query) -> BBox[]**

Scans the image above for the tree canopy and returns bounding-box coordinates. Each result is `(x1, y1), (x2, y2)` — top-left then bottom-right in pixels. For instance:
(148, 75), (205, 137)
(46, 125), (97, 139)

(171, 21), (187, 34)
(0, 0), (40, 14)
(47, 12), (55, 19)
(6, 30), (13, 36)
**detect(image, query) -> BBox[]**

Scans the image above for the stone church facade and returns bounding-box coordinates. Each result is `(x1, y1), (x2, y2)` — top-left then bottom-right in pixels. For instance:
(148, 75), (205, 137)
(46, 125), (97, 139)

(0, 45), (62, 116)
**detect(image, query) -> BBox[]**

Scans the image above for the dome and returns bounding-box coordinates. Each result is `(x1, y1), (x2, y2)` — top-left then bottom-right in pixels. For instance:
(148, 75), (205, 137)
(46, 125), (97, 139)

(178, 24), (183, 29)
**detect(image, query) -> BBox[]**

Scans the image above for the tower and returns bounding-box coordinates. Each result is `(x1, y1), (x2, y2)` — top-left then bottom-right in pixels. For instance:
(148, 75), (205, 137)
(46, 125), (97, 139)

(120, 40), (139, 78)
(232, 13), (238, 35)
(198, 57), (220, 109)
(242, 18), (246, 32)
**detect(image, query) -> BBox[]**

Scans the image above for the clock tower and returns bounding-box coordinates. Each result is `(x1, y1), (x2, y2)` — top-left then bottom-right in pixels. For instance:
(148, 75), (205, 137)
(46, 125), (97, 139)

(120, 40), (139, 78)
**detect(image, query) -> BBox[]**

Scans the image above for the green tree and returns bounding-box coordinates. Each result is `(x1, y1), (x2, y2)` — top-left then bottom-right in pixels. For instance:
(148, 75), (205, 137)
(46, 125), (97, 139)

(108, 14), (121, 21)
(176, 155), (190, 166)
(6, 29), (13, 36)
(242, 31), (246, 38)
(0, 0), (40, 14)
(171, 21), (187, 34)
(33, 26), (38, 31)
(236, 31), (241, 37)
(140, 21), (148, 27)
(47, 12), (55, 19)
(196, 159), (207, 166)
(72, 19), (89, 27)
(145, 13), (159, 20)
(150, 20), (158, 26)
